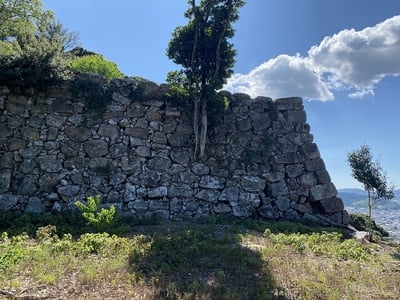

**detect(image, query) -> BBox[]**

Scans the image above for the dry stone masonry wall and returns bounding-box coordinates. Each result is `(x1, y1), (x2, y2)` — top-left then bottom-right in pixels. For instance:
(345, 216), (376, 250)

(0, 75), (348, 225)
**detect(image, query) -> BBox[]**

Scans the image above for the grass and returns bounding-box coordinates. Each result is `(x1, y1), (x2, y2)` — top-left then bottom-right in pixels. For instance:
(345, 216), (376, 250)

(0, 214), (399, 299)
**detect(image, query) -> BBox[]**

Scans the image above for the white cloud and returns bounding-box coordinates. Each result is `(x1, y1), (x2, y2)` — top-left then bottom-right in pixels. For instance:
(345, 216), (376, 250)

(225, 15), (400, 101)
(225, 54), (334, 100)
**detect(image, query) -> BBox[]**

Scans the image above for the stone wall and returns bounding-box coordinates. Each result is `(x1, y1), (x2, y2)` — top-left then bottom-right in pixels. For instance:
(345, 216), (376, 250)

(0, 75), (348, 225)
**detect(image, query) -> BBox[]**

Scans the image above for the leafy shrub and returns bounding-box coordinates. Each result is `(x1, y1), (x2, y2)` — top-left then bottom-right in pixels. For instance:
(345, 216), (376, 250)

(266, 231), (371, 261)
(70, 75), (113, 114)
(74, 233), (131, 256)
(70, 55), (124, 80)
(349, 213), (389, 237)
(75, 195), (116, 232)
(0, 38), (70, 90)
(36, 225), (59, 242)
(0, 232), (29, 272)
(165, 83), (191, 106)
(0, 211), (85, 237)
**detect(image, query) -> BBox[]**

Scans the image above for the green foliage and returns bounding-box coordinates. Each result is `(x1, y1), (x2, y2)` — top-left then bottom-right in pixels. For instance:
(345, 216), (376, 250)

(348, 145), (394, 199)
(0, 232), (29, 272)
(75, 195), (116, 232)
(74, 232), (130, 256)
(165, 70), (191, 106)
(70, 55), (124, 80)
(0, 219), (398, 299)
(348, 144), (395, 239)
(167, 0), (245, 90)
(266, 231), (371, 261)
(70, 75), (114, 114)
(349, 213), (389, 238)
(207, 91), (229, 125)
(0, 0), (77, 90)
(0, 37), (70, 89)
(166, 0), (245, 158)
(130, 227), (274, 299)
(165, 83), (191, 106)
(35, 225), (59, 243)
(0, 0), (54, 48)
(0, 210), (86, 237)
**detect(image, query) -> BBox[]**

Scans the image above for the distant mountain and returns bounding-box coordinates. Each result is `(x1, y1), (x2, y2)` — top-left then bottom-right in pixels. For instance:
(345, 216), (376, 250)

(338, 188), (400, 210)
(338, 188), (367, 196)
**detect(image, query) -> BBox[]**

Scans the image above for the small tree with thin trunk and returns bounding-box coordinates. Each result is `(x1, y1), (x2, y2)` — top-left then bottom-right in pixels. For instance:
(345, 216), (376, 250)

(167, 0), (245, 159)
(347, 144), (394, 240)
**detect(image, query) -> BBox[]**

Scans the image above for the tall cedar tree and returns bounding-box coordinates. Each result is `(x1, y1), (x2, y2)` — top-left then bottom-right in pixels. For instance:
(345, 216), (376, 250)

(347, 144), (394, 240)
(167, 0), (245, 159)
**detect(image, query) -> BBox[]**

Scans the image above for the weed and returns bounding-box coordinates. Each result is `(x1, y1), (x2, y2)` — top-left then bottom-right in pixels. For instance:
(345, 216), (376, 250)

(75, 195), (116, 232)
(266, 231), (372, 261)
(0, 219), (398, 299)
(0, 232), (29, 273)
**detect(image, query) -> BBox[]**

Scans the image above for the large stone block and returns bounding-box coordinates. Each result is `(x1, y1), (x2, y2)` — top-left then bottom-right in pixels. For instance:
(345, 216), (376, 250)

(58, 185), (80, 197)
(12, 176), (38, 195)
(110, 144), (128, 158)
(167, 132), (191, 147)
(171, 149), (190, 166)
(195, 189), (220, 203)
(219, 186), (240, 204)
(148, 186), (168, 198)
(310, 183), (337, 201)
(285, 164), (304, 178)
(241, 176), (265, 192)
(199, 176), (224, 189)
(147, 155), (171, 171)
(266, 181), (289, 197)
(0, 194), (22, 210)
(258, 204), (280, 220)
(37, 155), (63, 173)
(46, 115), (65, 127)
(168, 183), (192, 198)
(25, 196), (46, 213)
(65, 126), (91, 142)
(0, 124), (12, 138)
(0, 171), (11, 193)
(84, 140), (108, 158)
(318, 197), (344, 214)
(0, 152), (13, 169)
(98, 124), (120, 139)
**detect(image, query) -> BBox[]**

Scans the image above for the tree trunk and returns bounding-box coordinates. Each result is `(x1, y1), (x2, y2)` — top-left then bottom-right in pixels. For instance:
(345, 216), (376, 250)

(193, 95), (200, 159)
(367, 190), (372, 241)
(189, 0), (201, 159)
(199, 99), (207, 159)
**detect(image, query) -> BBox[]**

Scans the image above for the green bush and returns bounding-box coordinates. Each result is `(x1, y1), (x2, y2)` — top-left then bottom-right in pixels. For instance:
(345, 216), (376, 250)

(266, 230), (371, 261)
(70, 55), (124, 80)
(75, 195), (116, 232)
(0, 38), (70, 90)
(0, 232), (29, 272)
(349, 213), (389, 238)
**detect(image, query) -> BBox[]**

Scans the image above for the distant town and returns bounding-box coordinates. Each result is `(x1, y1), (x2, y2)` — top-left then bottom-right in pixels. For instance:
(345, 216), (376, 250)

(339, 189), (400, 240)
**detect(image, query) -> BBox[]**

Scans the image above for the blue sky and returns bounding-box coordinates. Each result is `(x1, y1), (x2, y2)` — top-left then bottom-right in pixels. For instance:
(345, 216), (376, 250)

(42, 0), (400, 189)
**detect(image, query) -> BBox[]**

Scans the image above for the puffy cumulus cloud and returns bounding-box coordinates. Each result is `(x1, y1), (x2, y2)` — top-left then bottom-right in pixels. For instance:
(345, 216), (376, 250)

(225, 15), (400, 100)
(224, 54), (334, 101)
(309, 15), (400, 98)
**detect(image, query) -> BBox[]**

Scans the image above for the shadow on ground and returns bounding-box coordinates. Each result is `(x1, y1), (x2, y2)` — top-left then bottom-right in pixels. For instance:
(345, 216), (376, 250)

(128, 224), (289, 300)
